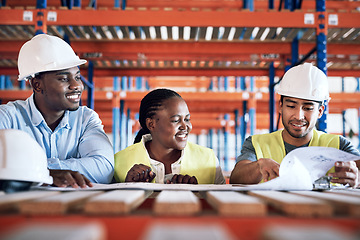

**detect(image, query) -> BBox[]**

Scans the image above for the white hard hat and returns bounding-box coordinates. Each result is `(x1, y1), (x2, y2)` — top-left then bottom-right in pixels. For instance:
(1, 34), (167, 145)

(0, 129), (53, 185)
(276, 62), (330, 102)
(17, 34), (87, 81)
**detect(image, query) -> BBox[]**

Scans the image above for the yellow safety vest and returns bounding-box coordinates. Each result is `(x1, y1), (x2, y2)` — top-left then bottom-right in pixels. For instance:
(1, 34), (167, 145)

(252, 129), (340, 164)
(114, 141), (217, 184)
(252, 129), (339, 178)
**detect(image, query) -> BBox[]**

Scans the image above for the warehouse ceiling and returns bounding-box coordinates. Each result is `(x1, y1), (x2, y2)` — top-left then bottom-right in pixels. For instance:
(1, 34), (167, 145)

(0, 0), (359, 78)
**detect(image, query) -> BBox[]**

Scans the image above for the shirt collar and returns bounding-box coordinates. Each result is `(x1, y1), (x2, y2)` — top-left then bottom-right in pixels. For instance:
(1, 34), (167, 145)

(28, 94), (45, 127)
(58, 111), (71, 129)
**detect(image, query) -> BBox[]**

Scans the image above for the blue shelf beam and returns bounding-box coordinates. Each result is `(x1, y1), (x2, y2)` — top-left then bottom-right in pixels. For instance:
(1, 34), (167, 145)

(86, 61), (94, 109)
(316, 0), (328, 132)
(269, 62), (276, 133)
(234, 109), (240, 157)
(207, 129), (213, 149)
(120, 100), (126, 150)
(223, 114), (230, 171)
(112, 76), (120, 153)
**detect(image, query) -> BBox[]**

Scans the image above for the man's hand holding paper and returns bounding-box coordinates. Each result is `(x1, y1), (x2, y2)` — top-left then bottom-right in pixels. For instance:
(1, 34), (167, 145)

(329, 161), (360, 188)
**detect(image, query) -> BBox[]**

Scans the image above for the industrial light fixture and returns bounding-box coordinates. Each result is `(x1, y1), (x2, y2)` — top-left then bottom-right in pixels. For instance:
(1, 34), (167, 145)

(149, 26), (156, 39)
(228, 27), (236, 41)
(184, 26), (191, 40)
(205, 26), (213, 41)
(172, 26), (179, 40)
(160, 26), (168, 40)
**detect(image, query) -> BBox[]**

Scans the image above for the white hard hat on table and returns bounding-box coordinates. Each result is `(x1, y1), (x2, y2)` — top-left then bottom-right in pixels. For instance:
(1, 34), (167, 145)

(0, 129), (53, 185)
(17, 34), (87, 81)
(276, 62), (330, 102)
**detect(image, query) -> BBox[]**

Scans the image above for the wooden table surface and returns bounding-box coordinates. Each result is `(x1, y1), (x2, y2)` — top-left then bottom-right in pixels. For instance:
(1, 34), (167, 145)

(0, 189), (359, 240)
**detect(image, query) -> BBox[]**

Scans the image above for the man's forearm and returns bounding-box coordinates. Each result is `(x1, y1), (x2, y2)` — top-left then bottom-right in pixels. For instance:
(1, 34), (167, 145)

(229, 160), (262, 184)
(48, 156), (114, 183)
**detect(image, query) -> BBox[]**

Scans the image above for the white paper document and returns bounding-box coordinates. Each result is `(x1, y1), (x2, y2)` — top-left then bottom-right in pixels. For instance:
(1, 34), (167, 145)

(232, 146), (360, 191)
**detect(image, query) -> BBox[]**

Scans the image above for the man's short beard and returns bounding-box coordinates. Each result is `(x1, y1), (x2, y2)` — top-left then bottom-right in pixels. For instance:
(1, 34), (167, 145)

(284, 125), (313, 139)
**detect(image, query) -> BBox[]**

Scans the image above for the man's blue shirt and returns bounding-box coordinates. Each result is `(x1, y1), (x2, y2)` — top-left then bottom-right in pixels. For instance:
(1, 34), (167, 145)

(0, 94), (114, 183)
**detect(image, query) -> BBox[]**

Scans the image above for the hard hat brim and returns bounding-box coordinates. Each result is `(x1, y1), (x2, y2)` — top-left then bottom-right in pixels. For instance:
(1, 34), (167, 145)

(0, 169), (53, 185)
(276, 90), (330, 103)
(18, 59), (87, 81)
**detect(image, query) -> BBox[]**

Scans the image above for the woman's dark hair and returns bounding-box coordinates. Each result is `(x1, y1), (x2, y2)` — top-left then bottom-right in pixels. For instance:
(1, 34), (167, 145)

(134, 88), (182, 143)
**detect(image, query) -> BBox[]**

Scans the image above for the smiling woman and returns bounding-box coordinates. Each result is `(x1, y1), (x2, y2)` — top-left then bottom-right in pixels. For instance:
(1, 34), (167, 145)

(114, 88), (226, 185)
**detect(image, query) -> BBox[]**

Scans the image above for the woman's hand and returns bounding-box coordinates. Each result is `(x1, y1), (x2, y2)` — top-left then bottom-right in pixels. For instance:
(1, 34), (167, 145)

(125, 164), (156, 182)
(166, 174), (198, 184)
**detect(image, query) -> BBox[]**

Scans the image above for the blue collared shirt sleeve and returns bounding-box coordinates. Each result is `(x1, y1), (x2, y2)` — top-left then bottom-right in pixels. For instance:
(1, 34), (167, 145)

(47, 109), (115, 183)
(0, 96), (114, 184)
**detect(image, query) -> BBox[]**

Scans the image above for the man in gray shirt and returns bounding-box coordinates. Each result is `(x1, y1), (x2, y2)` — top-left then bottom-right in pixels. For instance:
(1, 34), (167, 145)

(230, 63), (360, 188)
